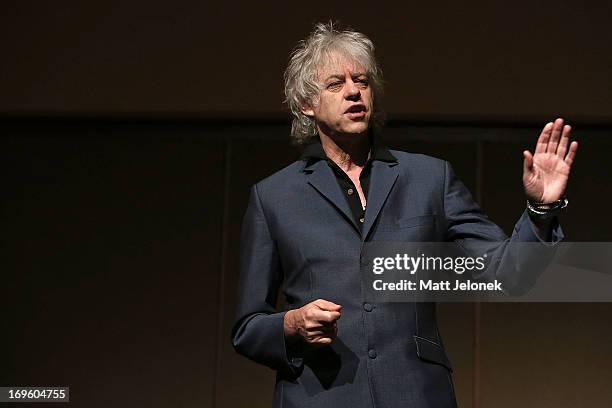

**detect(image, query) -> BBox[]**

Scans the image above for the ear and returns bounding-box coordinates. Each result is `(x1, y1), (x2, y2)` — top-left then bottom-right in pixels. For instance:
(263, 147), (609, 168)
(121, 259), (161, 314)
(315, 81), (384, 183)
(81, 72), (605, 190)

(300, 104), (315, 117)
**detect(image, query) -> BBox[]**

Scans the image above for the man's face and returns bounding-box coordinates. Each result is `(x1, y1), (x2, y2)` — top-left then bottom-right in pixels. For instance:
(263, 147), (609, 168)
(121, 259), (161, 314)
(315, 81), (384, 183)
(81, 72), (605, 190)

(302, 53), (373, 139)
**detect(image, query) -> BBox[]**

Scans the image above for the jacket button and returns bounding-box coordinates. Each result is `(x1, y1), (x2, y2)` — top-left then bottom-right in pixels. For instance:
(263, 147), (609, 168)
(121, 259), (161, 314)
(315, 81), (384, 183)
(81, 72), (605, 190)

(363, 303), (373, 312)
(359, 217), (365, 223)
(347, 188), (354, 195)
(368, 349), (377, 359)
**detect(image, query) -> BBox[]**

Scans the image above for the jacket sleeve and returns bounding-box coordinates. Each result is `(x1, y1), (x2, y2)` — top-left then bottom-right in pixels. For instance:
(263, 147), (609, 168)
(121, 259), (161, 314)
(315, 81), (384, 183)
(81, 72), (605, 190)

(442, 161), (564, 294)
(230, 184), (303, 376)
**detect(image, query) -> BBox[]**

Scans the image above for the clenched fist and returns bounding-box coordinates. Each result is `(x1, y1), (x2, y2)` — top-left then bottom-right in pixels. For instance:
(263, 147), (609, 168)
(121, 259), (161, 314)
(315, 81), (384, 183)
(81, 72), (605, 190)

(284, 299), (342, 345)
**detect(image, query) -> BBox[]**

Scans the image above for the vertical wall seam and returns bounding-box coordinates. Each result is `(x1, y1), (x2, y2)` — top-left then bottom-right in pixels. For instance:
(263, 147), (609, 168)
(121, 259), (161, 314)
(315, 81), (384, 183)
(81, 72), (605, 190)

(473, 140), (484, 408)
(213, 138), (232, 408)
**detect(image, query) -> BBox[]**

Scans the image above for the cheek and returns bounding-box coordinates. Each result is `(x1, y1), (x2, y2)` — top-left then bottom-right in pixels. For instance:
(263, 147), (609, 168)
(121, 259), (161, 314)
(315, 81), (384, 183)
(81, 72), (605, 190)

(315, 97), (332, 114)
(365, 91), (374, 107)
(322, 100), (343, 118)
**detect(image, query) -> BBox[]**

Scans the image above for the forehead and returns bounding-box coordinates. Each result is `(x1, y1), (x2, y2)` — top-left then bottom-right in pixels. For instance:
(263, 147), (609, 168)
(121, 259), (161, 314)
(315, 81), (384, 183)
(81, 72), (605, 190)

(316, 52), (366, 80)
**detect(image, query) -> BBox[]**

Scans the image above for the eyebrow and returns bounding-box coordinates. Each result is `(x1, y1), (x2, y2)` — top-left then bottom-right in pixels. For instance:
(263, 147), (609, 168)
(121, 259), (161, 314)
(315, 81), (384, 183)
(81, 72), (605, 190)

(323, 72), (368, 82)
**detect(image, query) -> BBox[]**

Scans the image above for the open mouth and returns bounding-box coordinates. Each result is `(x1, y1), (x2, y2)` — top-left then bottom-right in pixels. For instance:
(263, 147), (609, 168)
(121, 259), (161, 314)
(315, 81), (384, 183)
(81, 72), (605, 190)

(345, 105), (367, 119)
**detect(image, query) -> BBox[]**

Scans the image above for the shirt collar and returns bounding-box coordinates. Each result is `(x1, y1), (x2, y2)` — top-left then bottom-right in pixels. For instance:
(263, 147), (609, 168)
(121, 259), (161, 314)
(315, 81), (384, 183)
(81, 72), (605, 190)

(300, 135), (397, 163)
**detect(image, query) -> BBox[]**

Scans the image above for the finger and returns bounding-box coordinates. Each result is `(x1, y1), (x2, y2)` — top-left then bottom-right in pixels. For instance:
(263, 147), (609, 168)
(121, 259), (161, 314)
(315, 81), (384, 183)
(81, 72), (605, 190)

(312, 310), (341, 323)
(309, 336), (333, 345)
(523, 150), (533, 175)
(304, 329), (327, 336)
(535, 122), (553, 154)
(313, 299), (342, 312)
(319, 320), (338, 330)
(306, 325), (336, 336)
(304, 320), (324, 330)
(556, 125), (572, 158)
(546, 118), (564, 154)
(304, 333), (325, 343)
(564, 141), (578, 167)
(303, 309), (336, 326)
(305, 319), (337, 330)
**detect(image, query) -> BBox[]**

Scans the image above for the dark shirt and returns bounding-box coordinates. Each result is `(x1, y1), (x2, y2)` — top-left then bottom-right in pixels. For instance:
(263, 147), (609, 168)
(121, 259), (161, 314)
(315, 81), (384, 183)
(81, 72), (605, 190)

(300, 137), (396, 232)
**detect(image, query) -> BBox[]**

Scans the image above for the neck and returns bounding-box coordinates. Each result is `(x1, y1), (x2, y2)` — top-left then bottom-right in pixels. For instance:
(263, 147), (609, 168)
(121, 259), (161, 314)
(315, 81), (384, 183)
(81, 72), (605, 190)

(319, 131), (371, 172)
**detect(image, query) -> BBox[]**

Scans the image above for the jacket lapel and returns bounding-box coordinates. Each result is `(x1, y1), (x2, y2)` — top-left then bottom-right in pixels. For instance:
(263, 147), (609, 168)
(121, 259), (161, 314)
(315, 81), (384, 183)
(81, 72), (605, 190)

(304, 160), (360, 233)
(362, 161), (400, 241)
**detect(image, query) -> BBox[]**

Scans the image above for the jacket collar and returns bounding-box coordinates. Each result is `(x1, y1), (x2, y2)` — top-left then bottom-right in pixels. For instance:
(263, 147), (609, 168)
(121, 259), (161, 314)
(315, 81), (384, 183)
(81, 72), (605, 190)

(301, 134), (400, 241)
(300, 135), (397, 166)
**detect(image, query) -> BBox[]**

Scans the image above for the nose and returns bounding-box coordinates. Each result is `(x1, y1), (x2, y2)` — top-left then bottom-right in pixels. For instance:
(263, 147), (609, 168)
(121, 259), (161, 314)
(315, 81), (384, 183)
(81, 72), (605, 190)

(344, 78), (361, 101)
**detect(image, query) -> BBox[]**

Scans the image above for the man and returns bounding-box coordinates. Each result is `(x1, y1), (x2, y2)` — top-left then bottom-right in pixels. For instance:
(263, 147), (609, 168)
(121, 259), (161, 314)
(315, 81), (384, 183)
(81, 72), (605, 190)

(231, 23), (578, 408)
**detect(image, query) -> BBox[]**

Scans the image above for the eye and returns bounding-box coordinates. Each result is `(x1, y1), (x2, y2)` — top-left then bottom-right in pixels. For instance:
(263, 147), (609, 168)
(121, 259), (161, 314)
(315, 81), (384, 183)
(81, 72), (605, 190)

(356, 77), (369, 88)
(326, 81), (343, 92)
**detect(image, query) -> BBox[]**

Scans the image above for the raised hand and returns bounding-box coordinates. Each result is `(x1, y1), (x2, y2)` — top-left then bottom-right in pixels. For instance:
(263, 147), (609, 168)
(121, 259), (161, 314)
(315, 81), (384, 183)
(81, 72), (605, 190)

(523, 118), (578, 203)
(284, 299), (341, 345)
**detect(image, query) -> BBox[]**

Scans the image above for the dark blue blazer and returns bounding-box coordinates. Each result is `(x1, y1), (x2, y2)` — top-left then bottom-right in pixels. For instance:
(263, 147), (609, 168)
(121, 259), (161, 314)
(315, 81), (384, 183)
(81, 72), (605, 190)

(232, 149), (562, 408)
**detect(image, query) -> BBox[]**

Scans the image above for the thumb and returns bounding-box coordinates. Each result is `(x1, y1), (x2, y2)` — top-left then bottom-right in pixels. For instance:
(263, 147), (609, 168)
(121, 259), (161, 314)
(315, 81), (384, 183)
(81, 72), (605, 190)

(314, 299), (342, 312)
(523, 150), (533, 175)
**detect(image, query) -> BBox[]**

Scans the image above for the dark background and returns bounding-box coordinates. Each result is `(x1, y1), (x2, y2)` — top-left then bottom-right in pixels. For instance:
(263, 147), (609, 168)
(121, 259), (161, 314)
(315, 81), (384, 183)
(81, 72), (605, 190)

(2, 1), (612, 407)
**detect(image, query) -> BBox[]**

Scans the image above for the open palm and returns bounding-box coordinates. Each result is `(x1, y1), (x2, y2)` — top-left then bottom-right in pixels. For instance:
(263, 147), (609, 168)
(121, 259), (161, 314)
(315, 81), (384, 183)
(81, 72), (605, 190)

(523, 118), (578, 203)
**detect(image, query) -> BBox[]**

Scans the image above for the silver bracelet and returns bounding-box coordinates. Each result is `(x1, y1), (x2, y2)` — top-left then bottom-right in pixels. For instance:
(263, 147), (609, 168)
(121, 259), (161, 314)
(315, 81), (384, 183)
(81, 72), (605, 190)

(526, 197), (568, 219)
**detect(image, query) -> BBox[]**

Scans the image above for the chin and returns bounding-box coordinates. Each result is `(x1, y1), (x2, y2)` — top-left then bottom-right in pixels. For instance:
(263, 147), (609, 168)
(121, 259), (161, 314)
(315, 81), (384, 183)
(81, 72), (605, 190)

(340, 120), (369, 133)
(346, 124), (369, 135)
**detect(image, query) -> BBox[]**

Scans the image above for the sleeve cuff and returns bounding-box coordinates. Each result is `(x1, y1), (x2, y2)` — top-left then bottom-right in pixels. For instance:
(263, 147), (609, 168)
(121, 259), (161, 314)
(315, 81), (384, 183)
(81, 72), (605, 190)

(515, 210), (564, 245)
(279, 311), (304, 376)
(232, 311), (303, 377)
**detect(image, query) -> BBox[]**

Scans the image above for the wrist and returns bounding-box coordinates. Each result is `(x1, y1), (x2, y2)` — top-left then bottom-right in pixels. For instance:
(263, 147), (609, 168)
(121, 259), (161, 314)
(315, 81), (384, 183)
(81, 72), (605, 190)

(526, 197), (568, 220)
(283, 310), (299, 341)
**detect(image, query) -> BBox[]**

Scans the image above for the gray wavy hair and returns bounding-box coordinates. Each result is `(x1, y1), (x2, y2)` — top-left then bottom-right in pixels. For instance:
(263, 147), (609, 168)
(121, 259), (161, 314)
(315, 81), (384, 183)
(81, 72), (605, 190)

(284, 22), (385, 145)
